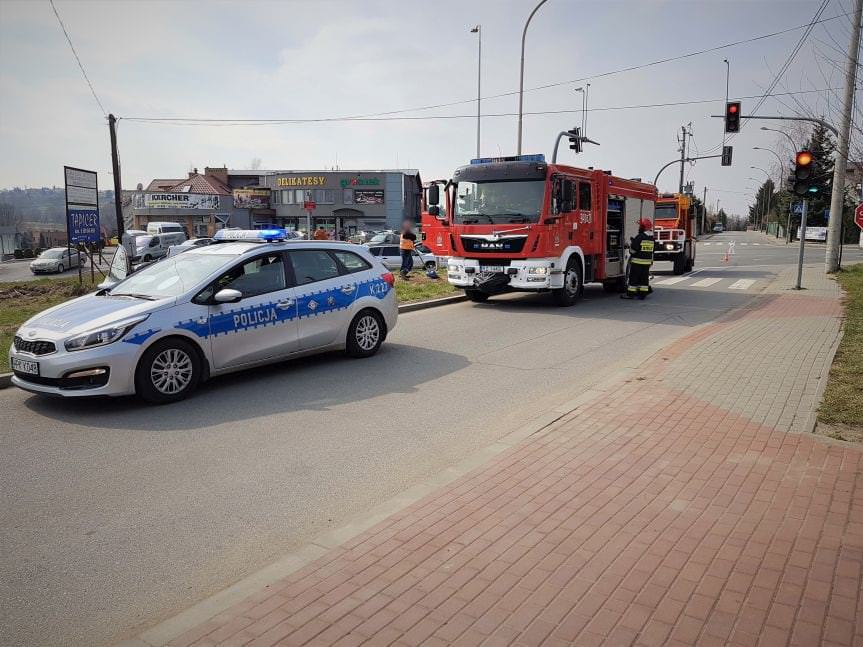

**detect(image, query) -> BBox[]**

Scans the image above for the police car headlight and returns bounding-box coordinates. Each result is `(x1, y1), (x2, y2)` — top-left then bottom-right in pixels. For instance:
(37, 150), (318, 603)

(528, 267), (549, 275)
(64, 315), (149, 352)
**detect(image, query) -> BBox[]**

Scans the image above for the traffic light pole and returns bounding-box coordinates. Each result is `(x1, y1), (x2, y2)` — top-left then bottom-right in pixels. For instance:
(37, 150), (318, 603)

(795, 199), (808, 290)
(653, 155), (721, 188)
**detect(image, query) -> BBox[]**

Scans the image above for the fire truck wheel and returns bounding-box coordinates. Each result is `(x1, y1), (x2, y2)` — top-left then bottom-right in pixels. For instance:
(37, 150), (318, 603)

(685, 251), (694, 272)
(673, 253), (686, 275)
(552, 260), (582, 306)
(465, 289), (489, 302)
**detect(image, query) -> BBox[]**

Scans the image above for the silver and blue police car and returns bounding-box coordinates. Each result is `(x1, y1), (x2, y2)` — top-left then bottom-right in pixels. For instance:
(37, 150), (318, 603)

(9, 229), (398, 404)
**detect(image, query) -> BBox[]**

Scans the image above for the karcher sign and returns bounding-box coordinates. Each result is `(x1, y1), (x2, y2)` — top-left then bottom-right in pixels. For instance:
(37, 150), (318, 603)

(144, 193), (221, 209)
(276, 176), (326, 187)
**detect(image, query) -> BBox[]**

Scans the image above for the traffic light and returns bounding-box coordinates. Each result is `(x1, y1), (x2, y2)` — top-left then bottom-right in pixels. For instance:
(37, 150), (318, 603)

(721, 145), (733, 166)
(568, 127), (582, 154)
(724, 102), (741, 133)
(793, 150), (818, 196)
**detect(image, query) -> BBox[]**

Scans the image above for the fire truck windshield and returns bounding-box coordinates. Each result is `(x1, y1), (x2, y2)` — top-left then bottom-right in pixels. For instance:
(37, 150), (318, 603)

(654, 204), (679, 220)
(454, 180), (546, 224)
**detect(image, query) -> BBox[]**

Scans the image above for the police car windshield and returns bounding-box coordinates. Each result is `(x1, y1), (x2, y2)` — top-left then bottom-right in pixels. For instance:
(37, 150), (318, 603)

(454, 180), (546, 224)
(110, 253), (234, 299)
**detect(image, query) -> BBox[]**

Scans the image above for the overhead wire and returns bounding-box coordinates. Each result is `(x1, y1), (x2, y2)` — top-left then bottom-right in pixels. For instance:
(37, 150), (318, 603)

(48, 0), (106, 118)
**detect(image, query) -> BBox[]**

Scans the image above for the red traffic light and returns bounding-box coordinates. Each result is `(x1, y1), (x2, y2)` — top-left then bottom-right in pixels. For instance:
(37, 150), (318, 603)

(728, 104), (738, 114)
(724, 102), (741, 133)
(796, 150), (813, 166)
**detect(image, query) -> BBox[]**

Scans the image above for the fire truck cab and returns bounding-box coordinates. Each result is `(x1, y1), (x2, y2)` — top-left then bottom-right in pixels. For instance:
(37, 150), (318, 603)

(439, 154), (656, 306)
(419, 180), (452, 263)
(653, 193), (696, 274)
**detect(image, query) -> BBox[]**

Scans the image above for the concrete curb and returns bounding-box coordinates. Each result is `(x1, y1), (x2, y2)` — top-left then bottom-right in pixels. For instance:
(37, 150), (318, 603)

(0, 372), (11, 389)
(397, 293), (466, 313)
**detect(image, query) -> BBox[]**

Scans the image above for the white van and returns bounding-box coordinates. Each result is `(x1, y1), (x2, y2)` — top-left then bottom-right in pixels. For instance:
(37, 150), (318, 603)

(147, 222), (187, 237)
(132, 232), (188, 262)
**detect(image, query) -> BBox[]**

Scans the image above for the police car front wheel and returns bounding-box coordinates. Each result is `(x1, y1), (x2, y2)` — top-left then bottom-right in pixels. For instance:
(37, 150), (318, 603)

(346, 310), (385, 358)
(135, 338), (203, 404)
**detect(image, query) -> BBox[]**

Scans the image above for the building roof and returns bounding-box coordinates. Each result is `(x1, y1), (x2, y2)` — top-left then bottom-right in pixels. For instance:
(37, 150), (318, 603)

(146, 179), (183, 192)
(167, 173), (232, 196)
(230, 169), (420, 176)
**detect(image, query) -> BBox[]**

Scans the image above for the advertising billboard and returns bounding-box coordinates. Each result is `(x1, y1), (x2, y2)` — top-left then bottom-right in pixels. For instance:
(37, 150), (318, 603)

(144, 193), (221, 209)
(354, 189), (385, 205)
(233, 188), (271, 209)
(64, 165), (100, 243)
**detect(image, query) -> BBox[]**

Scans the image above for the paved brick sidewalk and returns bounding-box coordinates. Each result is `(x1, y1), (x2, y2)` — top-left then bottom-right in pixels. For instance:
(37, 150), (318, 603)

(142, 266), (863, 647)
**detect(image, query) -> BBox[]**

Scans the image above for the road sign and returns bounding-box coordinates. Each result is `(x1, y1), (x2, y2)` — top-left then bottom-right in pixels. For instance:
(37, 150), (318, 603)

(63, 166), (100, 243)
(855, 203), (863, 230)
(791, 202), (804, 216)
(303, 201), (316, 211)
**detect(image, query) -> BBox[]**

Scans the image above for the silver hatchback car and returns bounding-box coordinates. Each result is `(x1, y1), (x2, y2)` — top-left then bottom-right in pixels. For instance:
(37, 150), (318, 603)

(9, 229), (398, 403)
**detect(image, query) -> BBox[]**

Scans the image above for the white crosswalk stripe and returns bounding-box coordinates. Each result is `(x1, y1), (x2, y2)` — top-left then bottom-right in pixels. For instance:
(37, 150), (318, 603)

(690, 278), (722, 287)
(703, 242), (712, 246)
(728, 279), (756, 290)
(655, 277), (689, 285)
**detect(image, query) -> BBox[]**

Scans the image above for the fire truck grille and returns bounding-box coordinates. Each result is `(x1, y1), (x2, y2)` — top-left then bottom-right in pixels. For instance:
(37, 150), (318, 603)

(461, 236), (527, 254)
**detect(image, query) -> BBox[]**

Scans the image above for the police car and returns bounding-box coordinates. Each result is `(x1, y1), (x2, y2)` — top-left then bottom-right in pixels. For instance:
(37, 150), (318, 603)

(9, 229), (398, 403)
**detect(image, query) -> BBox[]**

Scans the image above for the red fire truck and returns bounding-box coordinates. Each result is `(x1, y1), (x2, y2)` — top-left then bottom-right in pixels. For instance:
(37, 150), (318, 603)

(419, 180), (452, 261)
(653, 193), (696, 274)
(430, 154), (657, 306)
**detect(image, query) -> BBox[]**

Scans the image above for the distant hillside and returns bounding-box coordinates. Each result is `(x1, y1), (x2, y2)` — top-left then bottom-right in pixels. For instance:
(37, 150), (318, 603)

(0, 187), (117, 230)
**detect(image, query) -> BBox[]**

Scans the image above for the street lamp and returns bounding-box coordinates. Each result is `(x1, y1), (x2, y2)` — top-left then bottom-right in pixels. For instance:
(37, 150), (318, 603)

(470, 25), (481, 158)
(517, 0), (550, 155)
(575, 87), (585, 137)
(760, 126), (798, 151)
(750, 166), (772, 231)
(754, 147), (785, 239)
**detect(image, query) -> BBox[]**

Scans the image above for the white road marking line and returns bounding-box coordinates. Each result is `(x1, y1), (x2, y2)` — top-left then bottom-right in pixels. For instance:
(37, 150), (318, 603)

(703, 242), (712, 246)
(740, 243), (748, 246)
(655, 277), (689, 285)
(753, 243), (760, 246)
(690, 277), (722, 287)
(728, 279), (756, 290)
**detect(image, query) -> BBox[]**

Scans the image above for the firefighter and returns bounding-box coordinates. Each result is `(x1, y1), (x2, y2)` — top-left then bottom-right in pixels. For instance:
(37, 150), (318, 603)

(622, 218), (654, 300)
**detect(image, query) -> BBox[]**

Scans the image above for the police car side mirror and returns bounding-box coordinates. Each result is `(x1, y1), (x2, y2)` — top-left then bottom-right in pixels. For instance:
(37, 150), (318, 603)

(214, 288), (243, 303)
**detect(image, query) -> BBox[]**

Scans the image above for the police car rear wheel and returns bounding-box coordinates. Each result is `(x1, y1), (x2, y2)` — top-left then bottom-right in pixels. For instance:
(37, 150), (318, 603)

(136, 338), (202, 404)
(346, 310), (384, 358)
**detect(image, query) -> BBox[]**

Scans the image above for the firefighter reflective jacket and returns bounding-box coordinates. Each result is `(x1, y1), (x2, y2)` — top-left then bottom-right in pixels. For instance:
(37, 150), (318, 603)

(630, 232), (655, 265)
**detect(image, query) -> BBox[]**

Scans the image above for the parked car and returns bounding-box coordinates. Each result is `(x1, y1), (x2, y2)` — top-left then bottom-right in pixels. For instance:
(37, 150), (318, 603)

(166, 237), (216, 257)
(10, 229), (398, 403)
(712, 224), (725, 233)
(367, 244), (437, 271)
(29, 247), (82, 274)
(367, 231), (400, 245)
(131, 232), (187, 262)
(146, 222), (188, 236)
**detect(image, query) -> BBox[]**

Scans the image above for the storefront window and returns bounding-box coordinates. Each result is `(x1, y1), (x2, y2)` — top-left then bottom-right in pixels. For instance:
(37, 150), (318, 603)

(272, 191), (281, 205)
(314, 189), (336, 204)
(282, 190), (294, 204)
(343, 188), (353, 204)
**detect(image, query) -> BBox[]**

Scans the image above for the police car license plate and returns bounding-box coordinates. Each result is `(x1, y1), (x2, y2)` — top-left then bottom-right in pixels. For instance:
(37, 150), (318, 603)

(11, 357), (39, 375)
(480, 265), (506, 273)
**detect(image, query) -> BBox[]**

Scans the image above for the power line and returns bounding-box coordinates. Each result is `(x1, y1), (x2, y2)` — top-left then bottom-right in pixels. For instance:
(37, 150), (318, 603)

(48, 0), (106, 118)
(122, 88), (843, 126)
(123, 11), (853, 128)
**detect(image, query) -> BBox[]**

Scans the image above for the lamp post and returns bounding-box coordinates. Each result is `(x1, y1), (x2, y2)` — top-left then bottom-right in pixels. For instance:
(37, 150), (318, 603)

(575, 87), (585, 137)
(750, 166), (771, 231)
(754, 147), (785, 238)
(470, 25), (481, 158)
(760, 126), (798, 151)
(516, 0), (550, 155)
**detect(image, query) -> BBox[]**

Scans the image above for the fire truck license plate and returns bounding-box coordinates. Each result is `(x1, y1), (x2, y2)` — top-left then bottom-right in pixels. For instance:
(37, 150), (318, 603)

(480, 265), (506, 273)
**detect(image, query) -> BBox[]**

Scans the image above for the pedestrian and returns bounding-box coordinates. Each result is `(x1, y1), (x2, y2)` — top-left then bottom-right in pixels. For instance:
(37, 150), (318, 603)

(399, 219), (417, 279)
(621, 218), (654, 300)
(313, 226), (329, 241)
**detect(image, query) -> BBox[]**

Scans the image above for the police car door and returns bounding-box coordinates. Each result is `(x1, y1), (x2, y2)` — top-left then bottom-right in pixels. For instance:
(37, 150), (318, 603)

(206, 251), (299, 369)
(288, 249), (357, 350)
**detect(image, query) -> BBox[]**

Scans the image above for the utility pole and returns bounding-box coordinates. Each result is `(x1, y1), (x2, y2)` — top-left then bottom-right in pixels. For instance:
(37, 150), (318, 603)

(677, 124), (690, 194)
(796, 200), (808, 289)
(108, 114), (124, 237)
(702, 186), (708, 235)
(826, 0), (862, 272)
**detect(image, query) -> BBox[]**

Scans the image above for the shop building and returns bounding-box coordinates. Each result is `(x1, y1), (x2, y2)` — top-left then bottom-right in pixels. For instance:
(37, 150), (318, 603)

(258, 170), (421, 237)
(126, 167), (421, 239)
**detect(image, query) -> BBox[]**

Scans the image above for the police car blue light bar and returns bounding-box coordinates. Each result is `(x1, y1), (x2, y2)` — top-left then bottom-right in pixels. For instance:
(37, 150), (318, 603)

(470, 154), (546, 165)
(213, 228), (288, 242)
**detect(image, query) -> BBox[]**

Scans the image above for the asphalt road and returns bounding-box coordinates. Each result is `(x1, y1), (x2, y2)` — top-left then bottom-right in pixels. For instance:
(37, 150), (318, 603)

(0, 248), (116, 283)
(1, 231), (860, 646)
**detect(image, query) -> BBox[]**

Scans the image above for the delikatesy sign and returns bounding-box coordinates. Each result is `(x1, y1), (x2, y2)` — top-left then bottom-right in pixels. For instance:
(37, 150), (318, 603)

(64, 166), (100, 243)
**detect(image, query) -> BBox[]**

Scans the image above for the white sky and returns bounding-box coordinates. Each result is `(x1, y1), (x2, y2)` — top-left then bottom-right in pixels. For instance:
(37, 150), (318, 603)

(0, 0), (859, 215)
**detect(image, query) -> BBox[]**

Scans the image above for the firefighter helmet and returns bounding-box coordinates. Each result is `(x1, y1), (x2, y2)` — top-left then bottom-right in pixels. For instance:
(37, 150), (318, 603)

(638, 218), (653, 230)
